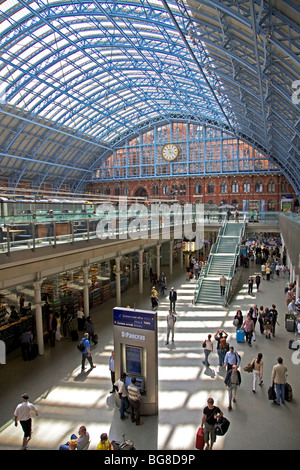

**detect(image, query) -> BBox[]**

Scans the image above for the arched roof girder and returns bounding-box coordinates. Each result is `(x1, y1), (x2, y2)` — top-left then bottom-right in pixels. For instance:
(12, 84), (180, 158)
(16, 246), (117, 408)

(0, 0), (298, 196)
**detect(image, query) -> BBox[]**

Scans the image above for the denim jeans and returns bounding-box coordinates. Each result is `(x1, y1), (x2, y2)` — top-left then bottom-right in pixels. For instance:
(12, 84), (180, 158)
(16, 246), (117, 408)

(120, 396), (130, 419)
(217, 349), (225, 366)
(275, 383), (285, 404)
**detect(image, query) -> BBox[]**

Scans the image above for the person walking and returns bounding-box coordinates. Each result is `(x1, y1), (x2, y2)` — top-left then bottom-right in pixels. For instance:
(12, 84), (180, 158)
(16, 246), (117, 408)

(214, 329), (228, 366)
(151, 286), (158, 310)
(165, 310), (176, 345)
(169, 287), (177, 312)
(76, 306), (85, 331)
(241, 315), (255, 346)
(252, 353), (263, 393)
(224, 346), (240, 371)
(248, 276), (254, 294)
(159, 272), (167, 295)
(80, 333), (96, 373)
(114, 373), (130, 420)
(258, 305), (265, 335)
(127, 377), (143, 426)
(14, 394), (38, 450)
(109, 351), (115, 393)
(269, 304), (279, 337)
(233, 310), (243, 330)
(224, 365), (241, 410)
(84, 316), (97, 344)
(200, 397), (223, 450)
(261, 263), (266, 280)
(19, 330), (33, 361)
(262, 307), (273, 339)
(202, 334), (213, 367)
(219, 275), (226, 296)
(47, 311), (57, 348)
(255, 274), (261, 291)
(271, 357), (287, 405)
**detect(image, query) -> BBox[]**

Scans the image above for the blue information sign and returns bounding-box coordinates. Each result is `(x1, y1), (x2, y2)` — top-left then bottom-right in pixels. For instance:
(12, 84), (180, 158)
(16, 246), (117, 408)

(113, 308), (155, 331)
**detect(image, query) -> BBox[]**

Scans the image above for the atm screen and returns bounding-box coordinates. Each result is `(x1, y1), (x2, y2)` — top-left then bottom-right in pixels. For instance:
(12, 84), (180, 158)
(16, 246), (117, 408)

(126, 346), (142, 375)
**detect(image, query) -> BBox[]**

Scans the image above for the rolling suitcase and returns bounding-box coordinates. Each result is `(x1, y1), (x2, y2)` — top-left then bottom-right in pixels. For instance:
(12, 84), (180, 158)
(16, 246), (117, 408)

(195, 427), (204, 450)
(236, 329), (245, 343)
(285, 383), (293, 402)
(285, 314), (295, 332)
(268, 384), (276, 401)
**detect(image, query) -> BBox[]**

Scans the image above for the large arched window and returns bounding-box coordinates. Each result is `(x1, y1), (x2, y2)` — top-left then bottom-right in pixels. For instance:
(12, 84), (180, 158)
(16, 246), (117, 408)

(207, 180), (214, 194)
(195, 181), (202, 194)
(243, 180), (251, 193)
(180, 183), (186, 195)
(221, 180), (227, 193)
(267, 178), (275, 193)
(255, 179), (263, 193)
(232, 180), (239, 193)
(152, 184), (158, 196)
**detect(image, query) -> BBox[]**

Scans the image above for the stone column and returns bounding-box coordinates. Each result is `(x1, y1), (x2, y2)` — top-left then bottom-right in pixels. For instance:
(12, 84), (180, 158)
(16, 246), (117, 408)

(115, 254), (121, 306)
(169, 239), (173, 275)
(83, 264), (89, 318)
(138, 248), (144, 294)
(156, 243), (161, 278)
(33, 278), (44, 356)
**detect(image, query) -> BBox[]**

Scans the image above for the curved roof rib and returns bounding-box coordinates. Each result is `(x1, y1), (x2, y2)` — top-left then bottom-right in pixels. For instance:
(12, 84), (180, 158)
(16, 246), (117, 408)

(0, 0), (299, 195)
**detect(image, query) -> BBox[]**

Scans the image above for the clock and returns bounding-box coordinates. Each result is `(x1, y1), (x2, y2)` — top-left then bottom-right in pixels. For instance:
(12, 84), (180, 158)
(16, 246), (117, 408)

(162, 143), (179, 162)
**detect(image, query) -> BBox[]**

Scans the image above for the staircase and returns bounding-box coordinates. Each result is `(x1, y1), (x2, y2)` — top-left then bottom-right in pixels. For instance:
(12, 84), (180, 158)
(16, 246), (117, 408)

(195, 221), (244, 306)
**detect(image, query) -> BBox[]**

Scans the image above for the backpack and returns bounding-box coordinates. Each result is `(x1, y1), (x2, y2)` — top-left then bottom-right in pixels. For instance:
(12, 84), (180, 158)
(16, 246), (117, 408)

(220, 337), (227, 349)
(77, 339), (85, 352)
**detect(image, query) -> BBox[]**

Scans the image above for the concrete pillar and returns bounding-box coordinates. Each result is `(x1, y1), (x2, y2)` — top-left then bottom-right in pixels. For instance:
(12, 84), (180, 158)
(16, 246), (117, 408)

(156, 244), (161, 278)
(115, 255), (121, 306)
(33, 278), (44, 356)
(296, 275), (300, 299)
(138, 249), (144, 294)
(83, 265), (89, 318)
(169, 240), (173, 275)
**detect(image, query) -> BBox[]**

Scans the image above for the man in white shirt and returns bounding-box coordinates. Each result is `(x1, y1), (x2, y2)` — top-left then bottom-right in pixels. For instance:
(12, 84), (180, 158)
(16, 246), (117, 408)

(109, 351), (115, 393)
(114, 373), (130, 420)
(14, 394), (38, 450)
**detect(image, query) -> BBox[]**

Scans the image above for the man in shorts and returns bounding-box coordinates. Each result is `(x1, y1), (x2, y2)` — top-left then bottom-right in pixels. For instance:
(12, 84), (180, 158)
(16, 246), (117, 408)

(200, 397), (223, 450)
(14, 394), (38, 450)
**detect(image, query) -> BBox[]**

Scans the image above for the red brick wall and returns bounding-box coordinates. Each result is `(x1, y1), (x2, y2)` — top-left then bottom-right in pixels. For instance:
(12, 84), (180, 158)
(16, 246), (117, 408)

(88, 173), (296, 211)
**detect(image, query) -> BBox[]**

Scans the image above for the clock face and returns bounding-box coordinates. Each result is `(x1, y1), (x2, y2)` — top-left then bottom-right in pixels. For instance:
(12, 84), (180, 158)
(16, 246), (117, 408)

(162, 143), (179, 161)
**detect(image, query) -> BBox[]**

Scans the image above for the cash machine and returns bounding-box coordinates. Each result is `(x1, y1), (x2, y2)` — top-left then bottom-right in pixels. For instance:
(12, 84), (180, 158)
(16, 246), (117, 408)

(113, 307), (158, 415)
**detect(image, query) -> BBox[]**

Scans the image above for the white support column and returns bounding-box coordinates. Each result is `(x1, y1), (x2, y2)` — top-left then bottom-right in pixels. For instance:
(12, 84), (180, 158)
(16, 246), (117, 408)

(138, 249), (144, 294)
(115, 254), (121, 306)
(296, 275), (300, 300)
(169, 239), (173, 276)
(83, 264), (89, 318)
(156, 243), (161, 278)
(33, 278), (44, 356)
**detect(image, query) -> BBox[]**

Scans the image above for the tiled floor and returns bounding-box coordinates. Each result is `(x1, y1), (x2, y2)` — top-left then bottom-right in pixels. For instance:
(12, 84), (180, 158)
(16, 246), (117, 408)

(0, 260), (299, 450)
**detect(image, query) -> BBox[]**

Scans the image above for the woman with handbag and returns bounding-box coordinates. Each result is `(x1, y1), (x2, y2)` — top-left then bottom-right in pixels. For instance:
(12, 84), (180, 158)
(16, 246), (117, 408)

(202, 334), (213, 367)
(233, 310), (243, 330)
(252, 353), (263, 392)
